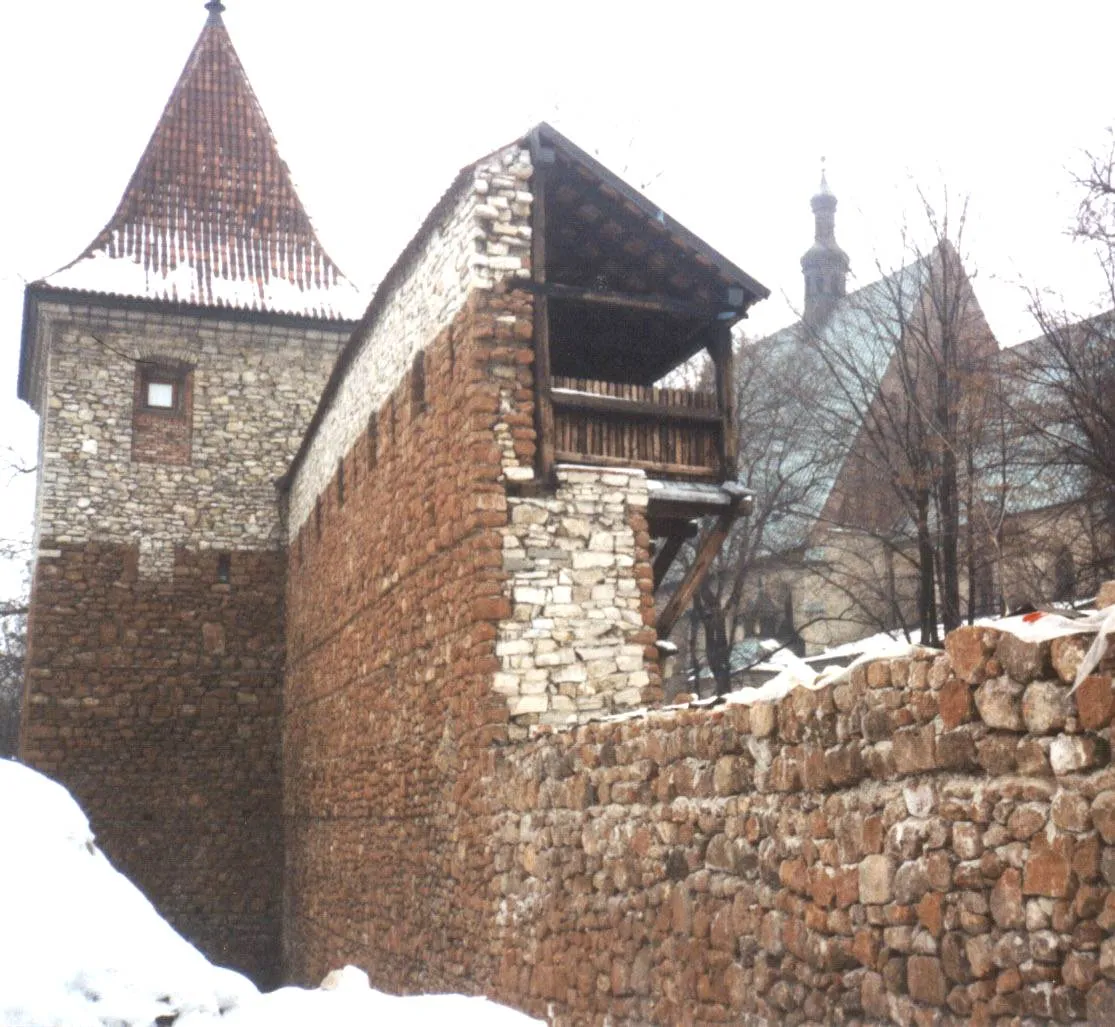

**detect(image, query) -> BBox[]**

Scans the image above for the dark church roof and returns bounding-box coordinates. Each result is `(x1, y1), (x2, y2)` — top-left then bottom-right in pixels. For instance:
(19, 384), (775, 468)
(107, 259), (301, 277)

(758, 254), (932, 543)
(36, 2), (360, 322)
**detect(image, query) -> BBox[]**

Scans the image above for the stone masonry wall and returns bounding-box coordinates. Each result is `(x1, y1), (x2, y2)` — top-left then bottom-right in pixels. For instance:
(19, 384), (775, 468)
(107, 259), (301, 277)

(287, 142), (534, 533)
(283, 286), (540, 988)
(21, 299), (349, 985)
(22, 542), (287, 985)
(477, 620), (1115, 1025)
(499, 468), (662, 735)
(31, 299), (348, 562)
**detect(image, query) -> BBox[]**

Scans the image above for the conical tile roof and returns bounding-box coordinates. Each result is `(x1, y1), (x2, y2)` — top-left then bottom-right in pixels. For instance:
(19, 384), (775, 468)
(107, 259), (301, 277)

(43, 4), (360, 321)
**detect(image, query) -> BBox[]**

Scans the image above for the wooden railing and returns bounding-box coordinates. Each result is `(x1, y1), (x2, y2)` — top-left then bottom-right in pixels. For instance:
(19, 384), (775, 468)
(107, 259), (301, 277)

(550, 376), (724, 479)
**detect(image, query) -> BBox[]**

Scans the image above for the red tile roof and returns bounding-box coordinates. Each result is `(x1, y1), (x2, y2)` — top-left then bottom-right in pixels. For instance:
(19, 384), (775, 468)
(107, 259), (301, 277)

(43, 6), (360, 321)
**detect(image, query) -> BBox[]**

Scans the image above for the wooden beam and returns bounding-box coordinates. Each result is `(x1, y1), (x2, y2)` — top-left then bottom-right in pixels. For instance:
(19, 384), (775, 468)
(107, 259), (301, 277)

(550, 388), (722, 424)
(553, 450), (720, 479)
(530, 130), (555, 481)
(522, 280), (738, 322)
(655, 501), (742, 639)
(653, 529), (690, 592)
(709, 324), (737, 477)
(648, 518), (699, 540)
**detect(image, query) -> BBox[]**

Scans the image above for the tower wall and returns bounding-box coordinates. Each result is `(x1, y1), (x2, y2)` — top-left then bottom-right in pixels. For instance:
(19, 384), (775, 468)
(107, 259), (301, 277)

(20, 298), (349, 985)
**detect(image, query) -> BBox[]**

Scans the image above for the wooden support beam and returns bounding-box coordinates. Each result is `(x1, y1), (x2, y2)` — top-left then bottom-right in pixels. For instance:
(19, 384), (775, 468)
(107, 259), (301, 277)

(655, 500), (742, 640)
(553, 449), (720, 479)
(550, 387), (722, 424)
(653, 529), (690, 592)
(522, 280), (740, 322)
(529, 131), (556, 481)
(709, 324), (737, 478)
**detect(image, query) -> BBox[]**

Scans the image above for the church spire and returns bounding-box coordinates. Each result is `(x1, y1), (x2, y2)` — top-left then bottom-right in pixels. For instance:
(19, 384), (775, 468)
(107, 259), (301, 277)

(801, 159), (850, 328)
(41, 2), (359, 321)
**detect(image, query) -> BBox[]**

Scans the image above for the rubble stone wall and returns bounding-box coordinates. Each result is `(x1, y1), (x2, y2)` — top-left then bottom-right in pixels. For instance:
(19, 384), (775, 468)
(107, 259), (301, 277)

(21, 541), (287, 985)
(20, 299), (348, 985)
(30, 298), (348, 560)
(287, 143), (534, 533)
(283, 288), (540, 988)
(479, 622), (1115, 1026)
(499, 468), (662, 735)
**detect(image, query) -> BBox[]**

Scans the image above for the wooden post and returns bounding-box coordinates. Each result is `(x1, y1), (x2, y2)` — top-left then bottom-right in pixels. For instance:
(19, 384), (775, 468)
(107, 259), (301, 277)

(530, 130), (556, 481)
(655, 500), (742, 640)
(710, 323), (737, 478)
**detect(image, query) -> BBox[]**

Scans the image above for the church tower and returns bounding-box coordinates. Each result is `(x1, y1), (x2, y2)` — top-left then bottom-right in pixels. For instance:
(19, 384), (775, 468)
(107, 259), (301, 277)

(800, 164), (850, 327)
(17, 2), (359, 984)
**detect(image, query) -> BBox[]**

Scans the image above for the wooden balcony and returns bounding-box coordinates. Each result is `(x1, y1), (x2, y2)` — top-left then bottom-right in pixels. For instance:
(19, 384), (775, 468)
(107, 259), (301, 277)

(550, 377), (727, 480)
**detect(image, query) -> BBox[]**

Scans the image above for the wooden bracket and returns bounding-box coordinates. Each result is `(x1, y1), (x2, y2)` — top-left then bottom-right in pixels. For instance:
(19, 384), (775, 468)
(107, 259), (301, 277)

(655, 498), (743, 640)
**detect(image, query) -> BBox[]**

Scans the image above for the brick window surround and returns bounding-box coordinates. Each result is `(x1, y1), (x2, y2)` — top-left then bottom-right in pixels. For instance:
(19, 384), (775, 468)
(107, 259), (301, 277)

(132, 360), (194, 465)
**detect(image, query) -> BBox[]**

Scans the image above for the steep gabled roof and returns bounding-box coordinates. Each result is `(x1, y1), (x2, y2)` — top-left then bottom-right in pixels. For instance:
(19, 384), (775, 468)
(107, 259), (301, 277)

(758, 255), (932, 542)
(36, 3), (360, 322)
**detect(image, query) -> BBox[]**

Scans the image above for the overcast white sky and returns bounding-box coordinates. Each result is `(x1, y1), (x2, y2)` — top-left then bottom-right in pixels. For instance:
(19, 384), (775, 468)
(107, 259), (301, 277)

(2, 0), (1114, 598)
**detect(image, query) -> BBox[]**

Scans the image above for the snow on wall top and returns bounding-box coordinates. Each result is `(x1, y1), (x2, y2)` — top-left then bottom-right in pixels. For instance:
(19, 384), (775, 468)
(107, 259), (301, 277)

(39, 8), (361, 322)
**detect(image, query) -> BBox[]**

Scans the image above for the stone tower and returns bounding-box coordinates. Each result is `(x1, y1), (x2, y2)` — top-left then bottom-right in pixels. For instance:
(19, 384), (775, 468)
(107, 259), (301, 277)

(16, 2), (359, 984)
(801, 164), (850, 327)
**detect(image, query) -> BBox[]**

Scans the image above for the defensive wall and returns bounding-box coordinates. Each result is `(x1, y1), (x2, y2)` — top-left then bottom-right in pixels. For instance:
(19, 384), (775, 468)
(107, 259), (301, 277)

(282, 141), (664, 987)
(280, 139), (1115, 1024)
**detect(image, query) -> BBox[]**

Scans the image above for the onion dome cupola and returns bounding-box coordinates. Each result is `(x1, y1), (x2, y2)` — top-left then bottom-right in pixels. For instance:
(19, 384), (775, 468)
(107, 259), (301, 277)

(801, 162), (850, 328)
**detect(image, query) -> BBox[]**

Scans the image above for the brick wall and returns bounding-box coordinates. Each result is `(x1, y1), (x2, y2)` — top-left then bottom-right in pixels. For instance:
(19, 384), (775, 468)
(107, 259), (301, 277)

(22, 542), (286, 984)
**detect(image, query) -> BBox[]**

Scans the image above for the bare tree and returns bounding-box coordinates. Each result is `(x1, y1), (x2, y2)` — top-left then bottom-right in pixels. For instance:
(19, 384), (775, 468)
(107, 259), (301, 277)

(0, 447), (34, 756)
(800, 191), (999, 646)
(996, 133), (1115, 599)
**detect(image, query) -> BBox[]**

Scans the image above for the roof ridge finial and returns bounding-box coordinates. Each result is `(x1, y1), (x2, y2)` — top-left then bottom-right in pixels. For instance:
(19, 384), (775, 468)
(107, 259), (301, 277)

(818, 156), (832, 196)
(205, 0), (226, 24)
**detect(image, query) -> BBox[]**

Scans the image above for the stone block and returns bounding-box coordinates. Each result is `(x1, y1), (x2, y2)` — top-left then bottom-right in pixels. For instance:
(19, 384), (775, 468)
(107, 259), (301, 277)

(892, 723), (936, 774)
(938, 676), (974, 729)
(990, 868), (1025, 928)
(1022, 834), (1073, 897)
(936, 727), (978, 771)
(860, 854), (895, 904)
(997, 632), (1052, 684)
(1051, 634), (1090, 684)
(907, 954), (947, 1005)
(1050, 735), (1103, 775)
(1021, 680), (1069, 734)
(1075, 675), (1115, 730)
(974, 676), (1025, 731)
(945, 625), (998, 684)
(1092, 791), (1115, 843)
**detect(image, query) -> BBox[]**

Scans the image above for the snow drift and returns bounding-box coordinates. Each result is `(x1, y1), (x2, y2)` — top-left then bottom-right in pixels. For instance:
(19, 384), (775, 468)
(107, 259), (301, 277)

(0, 759), (539, 1027)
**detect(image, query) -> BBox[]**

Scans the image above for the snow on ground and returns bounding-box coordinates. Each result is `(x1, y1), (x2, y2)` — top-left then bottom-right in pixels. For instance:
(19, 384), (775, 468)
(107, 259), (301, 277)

(0, 759), (541, 1027)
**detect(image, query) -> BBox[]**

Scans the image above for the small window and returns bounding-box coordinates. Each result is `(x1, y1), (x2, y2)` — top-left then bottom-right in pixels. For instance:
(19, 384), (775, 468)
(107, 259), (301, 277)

(139, 365), (189, 417)
(139, 364), (186, 413)
(147, 381), (176, 408)
(337, 458), (345, 506)
(216, 553), (231, 584)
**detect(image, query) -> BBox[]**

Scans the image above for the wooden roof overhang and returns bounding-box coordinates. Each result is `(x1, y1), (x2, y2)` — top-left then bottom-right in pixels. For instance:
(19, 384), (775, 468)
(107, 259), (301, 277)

(525, 123), (769, 385)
